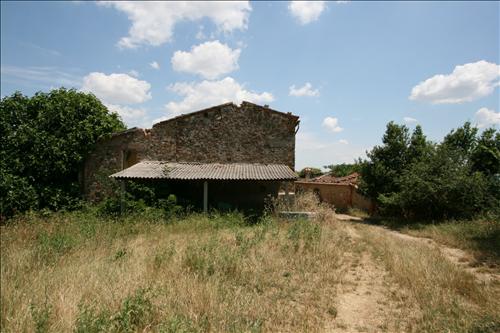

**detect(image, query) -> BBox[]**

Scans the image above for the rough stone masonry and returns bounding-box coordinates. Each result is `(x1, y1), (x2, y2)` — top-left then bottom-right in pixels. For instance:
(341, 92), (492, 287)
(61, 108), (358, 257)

(83, 101), (300, 199)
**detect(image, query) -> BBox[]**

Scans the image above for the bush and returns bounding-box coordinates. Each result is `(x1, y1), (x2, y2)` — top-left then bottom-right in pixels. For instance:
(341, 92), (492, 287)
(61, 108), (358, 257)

(74, 304), (111, 333)
(112, 288), (154, 332)
(159, 194), (183, 219)
(0, 89), (125, 219)
(360, 122), (499, 220)
(0, 173), (38, 220)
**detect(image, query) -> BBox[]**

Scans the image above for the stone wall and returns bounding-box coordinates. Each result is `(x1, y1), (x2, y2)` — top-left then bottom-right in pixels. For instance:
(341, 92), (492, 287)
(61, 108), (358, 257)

(294, 182), (375, 213)
(83, 128), (151, 200)
(83, 101), (299, 199)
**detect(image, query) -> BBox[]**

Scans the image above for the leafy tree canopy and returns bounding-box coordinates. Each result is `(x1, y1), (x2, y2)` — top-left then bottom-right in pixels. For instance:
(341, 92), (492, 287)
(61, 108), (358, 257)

(359, 121), (499, 220)
(324, 163), (360, 177)
(298, 167), (324, 179)
(0, 88), (125, 218)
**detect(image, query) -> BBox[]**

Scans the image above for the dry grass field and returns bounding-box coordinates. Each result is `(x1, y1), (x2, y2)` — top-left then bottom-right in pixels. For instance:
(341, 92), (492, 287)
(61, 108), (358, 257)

(1, 201), (499, 332)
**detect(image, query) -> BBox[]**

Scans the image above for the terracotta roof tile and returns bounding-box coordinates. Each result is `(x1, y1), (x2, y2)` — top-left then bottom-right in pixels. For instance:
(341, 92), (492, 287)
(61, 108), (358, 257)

(307, 172), (360, 185)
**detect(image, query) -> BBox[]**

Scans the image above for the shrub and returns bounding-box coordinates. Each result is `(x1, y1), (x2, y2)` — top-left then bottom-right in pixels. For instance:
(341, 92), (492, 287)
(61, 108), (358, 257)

(0, 89), (125, 218)
(112, 288), (154, 332)
(30, 302), (51, 333)
(159, 194), (183, 219)
(360, 121), (499, 220)
(74, 304), (111, 333)
(159, 315), (199, 333)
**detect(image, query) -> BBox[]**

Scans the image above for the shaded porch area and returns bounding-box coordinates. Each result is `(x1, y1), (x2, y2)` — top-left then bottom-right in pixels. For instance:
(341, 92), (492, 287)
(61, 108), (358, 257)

(110, 161), (297, 213)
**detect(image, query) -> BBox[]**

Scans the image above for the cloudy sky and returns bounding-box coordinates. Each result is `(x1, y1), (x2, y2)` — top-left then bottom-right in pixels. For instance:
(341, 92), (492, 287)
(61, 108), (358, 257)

(1, 1), (499, 169)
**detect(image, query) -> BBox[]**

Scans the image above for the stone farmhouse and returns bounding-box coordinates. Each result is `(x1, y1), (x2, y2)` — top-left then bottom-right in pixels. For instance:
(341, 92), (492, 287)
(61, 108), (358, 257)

(83, 101), (299, 211)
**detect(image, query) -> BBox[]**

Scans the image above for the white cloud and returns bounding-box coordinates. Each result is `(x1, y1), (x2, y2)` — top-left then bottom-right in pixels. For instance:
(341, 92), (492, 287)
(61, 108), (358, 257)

(1, 65), (82, 90)
(161, 77), (274, 119)
(171, 41), (241, 79)
(289, 82), (320, 97)
(322, 116), (343, 132)
(474, 107), (500, 128)
(81, 72), (151, 105)
(128, 69), (139, 77)
(20, 42), (61, 57)
(99, 1), (251, 48)
(105, 103), (148, 126)
(288, 1), (326, 25)
(339, 139), (349, 144)
(150, 61), (160, 70)
(409, 60), (500, 104)
(403, 116), (418, 124)
(295, 131), (366, 170)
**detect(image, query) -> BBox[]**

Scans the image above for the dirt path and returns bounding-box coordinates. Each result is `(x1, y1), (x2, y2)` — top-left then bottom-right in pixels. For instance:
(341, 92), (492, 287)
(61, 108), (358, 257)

(326, 215), (498, 332)
(326, 224), (403, 332)
(361, 222), (500, 284)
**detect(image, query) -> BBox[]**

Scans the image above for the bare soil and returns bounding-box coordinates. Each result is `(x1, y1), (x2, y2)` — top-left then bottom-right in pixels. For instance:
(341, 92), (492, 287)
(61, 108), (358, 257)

(369, 223), (499, 284)
(326, 224), (411, 332)
(326, 215), (499, 332)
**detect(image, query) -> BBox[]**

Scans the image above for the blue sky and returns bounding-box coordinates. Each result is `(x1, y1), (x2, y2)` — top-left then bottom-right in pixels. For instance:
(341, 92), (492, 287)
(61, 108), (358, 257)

(1, 1), (499, 169)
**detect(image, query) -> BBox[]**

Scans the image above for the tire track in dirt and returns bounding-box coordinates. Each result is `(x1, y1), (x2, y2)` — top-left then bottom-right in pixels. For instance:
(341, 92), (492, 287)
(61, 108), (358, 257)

(366, 223), (499, 284)
(338, 214), (499, 284)
(326, 224), (405, 333)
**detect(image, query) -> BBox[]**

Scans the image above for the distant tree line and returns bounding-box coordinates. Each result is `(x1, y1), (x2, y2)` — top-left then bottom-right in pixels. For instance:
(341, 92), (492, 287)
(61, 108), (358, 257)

(0, 89), (125, 219)
(358, 122), (499, 220)
(323, 163), (360, 177)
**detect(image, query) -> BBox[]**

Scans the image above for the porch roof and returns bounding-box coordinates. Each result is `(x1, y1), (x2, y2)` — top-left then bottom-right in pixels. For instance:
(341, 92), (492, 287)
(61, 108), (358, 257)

(110, 161), (297, 181)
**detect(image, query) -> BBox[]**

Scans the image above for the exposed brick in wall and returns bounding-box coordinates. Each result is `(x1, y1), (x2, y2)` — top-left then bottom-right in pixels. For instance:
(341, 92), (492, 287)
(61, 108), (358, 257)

(83, 101), (299, 199)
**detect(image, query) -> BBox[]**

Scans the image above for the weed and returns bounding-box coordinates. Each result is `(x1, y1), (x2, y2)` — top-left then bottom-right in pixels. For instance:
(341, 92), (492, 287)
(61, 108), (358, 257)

(159, 315), (198, 333)
(112, 288), (154, 332)
(113, 248), (127, 261)
(74, 303), (111, 333)
(36, 230), (75, 262)
(286, 219), (322, 252)
(327, 306), (337, 317)
(153, 244), (176, 268)
(30, 302), (51, 333)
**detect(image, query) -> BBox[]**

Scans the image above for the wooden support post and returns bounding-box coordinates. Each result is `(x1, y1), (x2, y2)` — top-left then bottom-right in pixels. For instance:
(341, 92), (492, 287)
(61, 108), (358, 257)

(203, 181), (208, 213)
(284, 182), (290, 209)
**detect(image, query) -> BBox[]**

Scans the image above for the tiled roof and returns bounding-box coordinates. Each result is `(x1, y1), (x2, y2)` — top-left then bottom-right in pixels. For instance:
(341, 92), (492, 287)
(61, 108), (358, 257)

(110, 161), (297, 181)
(302, 172), (360, 185)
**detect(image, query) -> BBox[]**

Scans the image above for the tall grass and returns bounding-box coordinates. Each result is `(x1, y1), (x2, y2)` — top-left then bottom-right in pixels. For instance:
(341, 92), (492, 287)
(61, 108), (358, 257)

(359, 226), (500, 333)
(401, 218), (500, 266)
(1, 209), (348, 332)
(272, 191), (336, 223)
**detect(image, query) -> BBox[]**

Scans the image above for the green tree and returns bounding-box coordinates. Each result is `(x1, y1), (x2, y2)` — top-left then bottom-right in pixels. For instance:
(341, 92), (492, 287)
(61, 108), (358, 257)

(407, 125), (432, 163)
(470, 128), (500, 175)
(361, 120), (499, 219)
(0, 88), (125, 218)
(359, 122), (410, 200)
(324, 163), (360, 177)
(394, 145), (490, 219)
(442, 121), (478, 165)
(298, 167), (323, 178)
